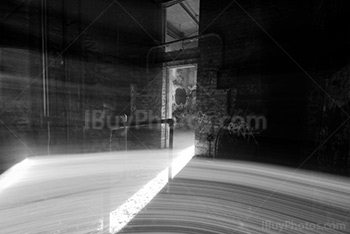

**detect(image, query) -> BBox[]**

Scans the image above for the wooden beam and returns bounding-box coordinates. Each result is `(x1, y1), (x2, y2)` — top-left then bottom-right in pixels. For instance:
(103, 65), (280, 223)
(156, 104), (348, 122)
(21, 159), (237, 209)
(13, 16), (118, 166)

(167, 22), (184, 39)
(161, 0), (186, 8)
(180, 2), (199, 25)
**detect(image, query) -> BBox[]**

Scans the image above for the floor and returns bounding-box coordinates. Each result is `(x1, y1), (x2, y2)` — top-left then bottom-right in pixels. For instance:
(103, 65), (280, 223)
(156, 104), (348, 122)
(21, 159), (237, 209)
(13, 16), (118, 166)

(121, 159), (350, 234)
(1, 131), (349, 234)
(0, 131), (195, 234)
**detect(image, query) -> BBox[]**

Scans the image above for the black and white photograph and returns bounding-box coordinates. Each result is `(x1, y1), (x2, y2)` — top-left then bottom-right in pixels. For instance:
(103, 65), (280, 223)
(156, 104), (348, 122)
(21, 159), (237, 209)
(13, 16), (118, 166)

(0, 0), (349, 233)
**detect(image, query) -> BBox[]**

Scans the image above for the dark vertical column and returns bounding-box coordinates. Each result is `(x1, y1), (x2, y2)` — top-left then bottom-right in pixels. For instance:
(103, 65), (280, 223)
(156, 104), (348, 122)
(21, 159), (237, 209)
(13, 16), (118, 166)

(76, 0), (86, 153)
(169, 119), (174, 149)
(29, 1), (43, 156)
(62, 0), (69, 153)
(0, 3), (4, 173)
(41, 0), (50, 155)
(168, 119), (174, 182)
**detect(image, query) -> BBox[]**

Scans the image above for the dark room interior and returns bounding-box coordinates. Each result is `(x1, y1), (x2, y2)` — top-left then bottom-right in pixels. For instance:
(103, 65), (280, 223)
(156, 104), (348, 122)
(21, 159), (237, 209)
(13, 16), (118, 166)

(0, 0), (349, 233)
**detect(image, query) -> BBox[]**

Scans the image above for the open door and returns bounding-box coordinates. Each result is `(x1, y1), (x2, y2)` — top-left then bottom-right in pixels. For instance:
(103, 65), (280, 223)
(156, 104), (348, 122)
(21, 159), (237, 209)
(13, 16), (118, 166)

(167, 65), (197, 150)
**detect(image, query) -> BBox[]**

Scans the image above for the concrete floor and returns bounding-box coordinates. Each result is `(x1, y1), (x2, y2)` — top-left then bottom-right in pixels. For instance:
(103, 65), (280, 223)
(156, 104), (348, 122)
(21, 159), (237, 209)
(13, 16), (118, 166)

(0, 131), (195, 234)
(1, 131), (349, 234)
(122, 159), (350, 234)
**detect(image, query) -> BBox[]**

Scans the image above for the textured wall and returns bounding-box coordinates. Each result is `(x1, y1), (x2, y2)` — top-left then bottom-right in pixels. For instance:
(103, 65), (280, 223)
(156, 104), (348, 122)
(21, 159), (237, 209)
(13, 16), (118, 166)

(195, 0), (350, 174)
(0, 0), (163, 172)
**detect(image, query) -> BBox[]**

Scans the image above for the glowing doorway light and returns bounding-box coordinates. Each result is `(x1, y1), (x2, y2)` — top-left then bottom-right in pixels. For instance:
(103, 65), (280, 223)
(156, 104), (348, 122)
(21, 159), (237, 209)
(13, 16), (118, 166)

(0, 158), (33, 192)
(171, 145), (195, 179)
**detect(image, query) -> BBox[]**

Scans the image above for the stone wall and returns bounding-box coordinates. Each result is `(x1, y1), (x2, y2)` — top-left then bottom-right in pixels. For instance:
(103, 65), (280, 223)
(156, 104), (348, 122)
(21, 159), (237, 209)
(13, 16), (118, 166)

(195, 0), (350, 175)
(304, 65), (350, 176)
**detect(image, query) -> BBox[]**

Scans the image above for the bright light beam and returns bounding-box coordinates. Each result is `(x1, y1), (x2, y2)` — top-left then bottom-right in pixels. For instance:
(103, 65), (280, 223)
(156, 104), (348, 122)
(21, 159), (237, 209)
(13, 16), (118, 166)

(109, 145), (195, 233)
(109, 168), (169, 234)
(0, 158), (33, 192)
(171, 145), (195, 179)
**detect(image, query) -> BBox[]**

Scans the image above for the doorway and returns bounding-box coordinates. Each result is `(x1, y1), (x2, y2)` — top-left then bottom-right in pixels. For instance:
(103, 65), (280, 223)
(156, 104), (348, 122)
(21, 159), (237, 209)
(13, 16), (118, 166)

(167, 65), (197, 150)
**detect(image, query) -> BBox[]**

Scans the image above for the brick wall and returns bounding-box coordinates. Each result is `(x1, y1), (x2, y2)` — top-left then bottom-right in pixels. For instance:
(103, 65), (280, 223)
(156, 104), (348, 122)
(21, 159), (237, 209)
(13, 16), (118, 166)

(195, 32), (226, 156)
(196, 0), (350, 174)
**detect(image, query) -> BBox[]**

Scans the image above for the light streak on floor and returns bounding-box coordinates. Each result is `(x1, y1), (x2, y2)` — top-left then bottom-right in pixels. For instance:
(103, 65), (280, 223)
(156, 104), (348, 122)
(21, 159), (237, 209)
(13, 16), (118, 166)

(171, 145), (195, 179)
(1, 130), (348, 234)
(109, 168), (169, 234)
(0, 145), (195, 234)
(0, 158), (33, 192)
(109, 145), (195, 233)
(121, 159), (350, 234)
